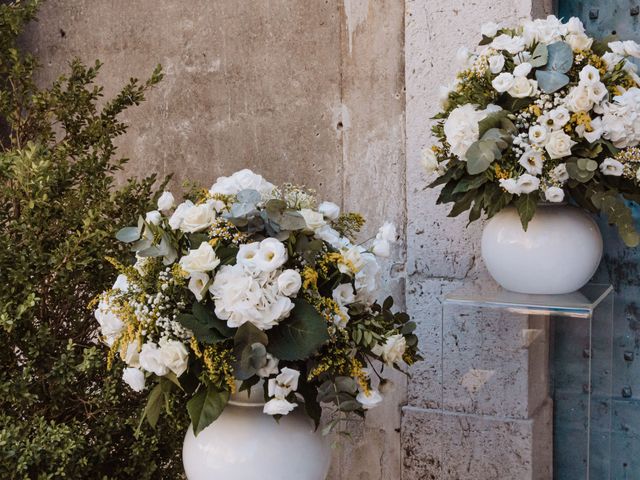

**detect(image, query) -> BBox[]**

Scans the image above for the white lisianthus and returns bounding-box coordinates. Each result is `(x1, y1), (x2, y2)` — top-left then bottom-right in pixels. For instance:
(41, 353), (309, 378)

(372, 239), (391, 258)
(421, 147), (440, 174)
(168, 200), (194, 230)
(372, 334), (407, 365)
(528, 125), (548, 146)
(481, 21), (500, 38)
(544, 186), (565, 203)
(180, 203), (216, 233)
(209, 168), (275, 196)
(356, 389), (383, 410)
(188, 271), (209, 301)
(139, 342), (169, 377)
(488, 54), (505, 74)
(377, 222), (397, 243)
(314, 225), (349, 250)
(332, 283), (356, 306)
(94, 300), (124, 347)
(237, 242), (260, 272)
(255, 238), (288, 273)
(579, 65), (600, 85)
(277, 269), (302, 296)
(565, 84), (595, 112)
(491, 34), (525, 54)
(437, 83), (454, 109)
(508, 77), (538, 98)
(145, 210), (162, 225)
(338, 245), (366, 274)
(354, 252), (380, 304)
(499, 177), (521, 195)
(157, 191), (175, 212)
(516, 174), (540, 194)
(179, 242), (220, 275)
(588, 82), (608, 103)
(257, 353), (279, 378)
(545, 130), (576, 159)
(158, 339), (189, 377)
(518, 149), (545, 175)
(623, 40), (640, 58)
(566, 17), (585, 34)
(513, 62), (532, 77)
(548, 107), (570, 129)
(550, 163), (569, 183)
(492, 72), (515, 93)
(268, 367), (300, 399)
(263, 398), (297, 416)
(122, 367), (146, 392)
(521, 15), (566, 45)
(566, 32), (593, 52)
(113, 274), (129, 292)
(599, 158), (624, 176)
(608, 41), (626, 55)
(299, 208), (326, 231)
(333, 305), (350, 329)
(456, 46), (472, 67)
(318, 201), (340, 220)
(578, 116), (603, 143)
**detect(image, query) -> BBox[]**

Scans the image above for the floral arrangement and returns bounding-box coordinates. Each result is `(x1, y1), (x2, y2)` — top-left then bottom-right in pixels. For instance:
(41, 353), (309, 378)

(94, 169), (420, 435)
(424, 15), (640, 246)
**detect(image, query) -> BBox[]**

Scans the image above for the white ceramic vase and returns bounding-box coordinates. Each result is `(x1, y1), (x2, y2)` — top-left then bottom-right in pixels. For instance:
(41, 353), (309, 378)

(481, 204), (603, 295)
(182, 385), (331, 480)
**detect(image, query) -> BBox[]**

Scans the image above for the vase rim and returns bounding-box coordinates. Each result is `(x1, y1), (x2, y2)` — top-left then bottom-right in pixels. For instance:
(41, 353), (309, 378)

(229, 380), (266, 407)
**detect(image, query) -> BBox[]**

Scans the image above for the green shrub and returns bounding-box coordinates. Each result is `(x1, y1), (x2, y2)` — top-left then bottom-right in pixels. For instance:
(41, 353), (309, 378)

(0, 1), (188, 478)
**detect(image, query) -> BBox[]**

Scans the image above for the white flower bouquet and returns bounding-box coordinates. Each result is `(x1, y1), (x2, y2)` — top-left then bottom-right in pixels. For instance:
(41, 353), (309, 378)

(95, 169), (421, 434)
(426, 15), (640, 245)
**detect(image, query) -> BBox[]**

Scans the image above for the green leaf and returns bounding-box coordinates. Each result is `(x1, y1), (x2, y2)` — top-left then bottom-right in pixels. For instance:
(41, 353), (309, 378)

(193, 301), (234, 337)
(298, 379), (322, 429)
(267, 299), (330, 361)
(116, 226), (141, 243)
(452, 174), (488, 194)
(144, 384), (163, 428)
(514, 194), (537, 230)
(529, 42), (548, 68)
(187, 386), (230, 436)
(447, 190), (476, 218)
(535, 69), (569, 93)
(176, 313), (226, 344)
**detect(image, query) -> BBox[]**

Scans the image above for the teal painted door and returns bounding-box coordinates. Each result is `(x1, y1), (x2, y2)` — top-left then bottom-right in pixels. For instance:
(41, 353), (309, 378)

(558, 2), (640, 479)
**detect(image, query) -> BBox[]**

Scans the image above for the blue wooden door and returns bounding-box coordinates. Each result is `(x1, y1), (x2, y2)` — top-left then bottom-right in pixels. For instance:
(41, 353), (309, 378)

(558, 2), (640, 479)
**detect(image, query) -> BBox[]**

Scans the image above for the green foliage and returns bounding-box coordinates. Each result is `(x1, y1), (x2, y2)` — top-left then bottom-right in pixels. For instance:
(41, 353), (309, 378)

(186, 386), (229, 436)
(0, 1), (187, 478)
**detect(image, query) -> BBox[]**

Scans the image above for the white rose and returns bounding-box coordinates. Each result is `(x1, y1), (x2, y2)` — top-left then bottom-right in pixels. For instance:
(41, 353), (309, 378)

(551, 163), (569, 183)
(545, 186), (565, 203)
(188, 271), (210, 301)
(356, 389), (383, 410)
(421, 147), (439, 174)
(513, 62), (532, 77)
(491, 34), (525, 54)
(158, 339), (189, 377)
(299, 208), (326, 230)
(257, 353), (279, 378)
(138, 342), (169, 377)
(354, 252), (380, 304)
(180, 203), (216, 233)
(94, 300), (124, 347)
(492, 72), (515, 93)
(236, 242), (260, 272)
(481, 21), (500, 38)
(518, 149), (544, 175)
(209, 169), (275, 196)
(157, 191), (175, 212)
(566, 33), (593, 52)
(372, 334), (407, 365)
(332, 283), (356, 306)
(318, 201), (340, 220)
(579, 65), (600, 85)
(488, 54), (505, 74)
(565, 85), (594, 112)
(168, 200), (194, 230)
(145, 210), (162, 225)
(623, 40), (640, 58)
(545, 130), (576, 159)
(122, 368), (146, 393)
(600, 158), (624, 176)
(516, 174), (540, 194)
(179, 242), (220, 274)
(263, 398), (297, 416)
(528, 125), (548, 146)
(508, 77), (538, 98)
(499, 178), (521, 195)
(372, 239), (391, 258)
(268, 367), (300, 398)
(277, 269), (302, 296)
(255, 238), (287, 273)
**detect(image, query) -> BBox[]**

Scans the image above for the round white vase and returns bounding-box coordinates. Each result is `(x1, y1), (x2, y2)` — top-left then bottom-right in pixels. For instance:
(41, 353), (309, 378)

(182, 385), (331, 480)
(481, 204), (603, 295)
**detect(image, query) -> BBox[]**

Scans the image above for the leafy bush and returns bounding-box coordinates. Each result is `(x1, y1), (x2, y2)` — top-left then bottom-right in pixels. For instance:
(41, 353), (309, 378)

(0, 1), (188, 478)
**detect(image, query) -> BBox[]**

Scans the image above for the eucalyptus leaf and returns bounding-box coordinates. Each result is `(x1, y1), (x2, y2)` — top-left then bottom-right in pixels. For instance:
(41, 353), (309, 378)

(236, 189), (261, 203)
(115, 226), (141, 243)
(546, 41), (573, 73)
(465, 140), (497, 175)
(535, 70), (570, 93)
(529, 42), (548, 68)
